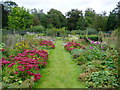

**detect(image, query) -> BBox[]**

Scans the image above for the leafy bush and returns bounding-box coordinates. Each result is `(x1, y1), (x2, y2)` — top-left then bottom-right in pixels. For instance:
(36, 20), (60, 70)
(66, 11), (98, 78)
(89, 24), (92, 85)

(80, 35), (101, 41)
(86, 71), (119, 88)
(30, 25), (45, 33)
(77, 44), (119, 88)
(71, 49), (85, 59)
(86, 28), (97, 35)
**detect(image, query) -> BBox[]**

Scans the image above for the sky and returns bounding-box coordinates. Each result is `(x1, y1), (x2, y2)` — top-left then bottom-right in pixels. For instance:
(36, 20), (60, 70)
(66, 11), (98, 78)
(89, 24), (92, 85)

(2, 0), (120, 15)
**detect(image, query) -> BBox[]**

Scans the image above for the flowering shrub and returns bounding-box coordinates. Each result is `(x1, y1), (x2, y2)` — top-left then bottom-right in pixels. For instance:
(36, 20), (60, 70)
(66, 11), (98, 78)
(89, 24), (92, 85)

(2, 49), (48, 81)
(64, 41), (85, 51)
(1, 48), (49, 88)
(39, 40), (55, 49)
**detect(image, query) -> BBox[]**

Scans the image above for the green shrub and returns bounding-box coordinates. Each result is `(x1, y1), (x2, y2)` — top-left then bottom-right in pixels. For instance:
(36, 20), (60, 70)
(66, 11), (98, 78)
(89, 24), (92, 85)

(30, 25), (45, 33)
(71, 49), (84, 59)
(79, 35), (101, 41)
(86, 71), (119, 88)
(86, 28), (97, 35)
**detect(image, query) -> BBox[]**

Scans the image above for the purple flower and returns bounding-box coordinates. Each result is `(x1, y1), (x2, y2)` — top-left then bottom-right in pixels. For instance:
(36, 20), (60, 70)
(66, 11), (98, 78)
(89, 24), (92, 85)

(95, 41), (101, 44)
(89, 47), (93, 49)
(90, 41), (95, 44)
(101, 47), (104, 49)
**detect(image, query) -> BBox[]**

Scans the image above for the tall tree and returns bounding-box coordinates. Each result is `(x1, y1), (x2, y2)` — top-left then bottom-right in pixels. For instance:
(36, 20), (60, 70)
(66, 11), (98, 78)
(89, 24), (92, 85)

(66, 9), (83, 30)
(106, 9), (118, 31)
(8, 7), (33, 30)
(1, 0), (18, 28)
(33, 15), (40, 26)
(1, 4), (8, 28)
(31, 9), (48, 28)
(3, 0), (18, 11)
(106, 1), (120, 31)
(92, 13), (108, 31)
(76, 17), (87, 30)
(47, 8), (66, 28)
(84, 8), (96, 27)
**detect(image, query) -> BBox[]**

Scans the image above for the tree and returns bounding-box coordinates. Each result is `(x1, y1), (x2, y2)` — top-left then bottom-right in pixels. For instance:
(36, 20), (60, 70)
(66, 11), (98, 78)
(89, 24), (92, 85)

(8, 7), (33, 30)
(92, 14), (108, 31)
(1, 0), (18, 28)
(47, 8), (66, 28)
(66, 9), (83, 30)
(3, 0), (18, 11)
(76, 17), (87, 30)
(106, 9), (118, 31)
(106, 1), (120, 31)
(31, 8), (48, 28)
(84, 8), (96, 27)
(32, 15), (40, 26)
(1, 4), (8, 28)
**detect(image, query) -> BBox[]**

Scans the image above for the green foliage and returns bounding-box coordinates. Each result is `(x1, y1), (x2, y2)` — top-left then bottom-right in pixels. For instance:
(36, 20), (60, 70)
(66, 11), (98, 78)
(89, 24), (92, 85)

(3, 0), (18, 11)
(85, 8), (96, 27)
(80, 35), (99, 41)
(74, 44), (119, 88)
(86, 28), (97, 34)
(47, 9), (66, 28)
(107, 10), (119, 31)
(30, 9), (48, 28)
(92, 14), (108, 31)
(30, 25), (45, 33)
(0, 43), (5, 49)
(71, 49), (84, 59)
(46, 27), (67, 36)
(7, 7), (33, 30)
(86, 71), (119, 88)
(66, 9), (83, 30)
(32, 15), (40, 26)
(76, 17), (87, 30)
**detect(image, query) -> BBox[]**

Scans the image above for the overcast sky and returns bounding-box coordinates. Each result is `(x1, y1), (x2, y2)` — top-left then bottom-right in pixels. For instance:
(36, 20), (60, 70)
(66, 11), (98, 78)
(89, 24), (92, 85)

(4, 0), (120, 15)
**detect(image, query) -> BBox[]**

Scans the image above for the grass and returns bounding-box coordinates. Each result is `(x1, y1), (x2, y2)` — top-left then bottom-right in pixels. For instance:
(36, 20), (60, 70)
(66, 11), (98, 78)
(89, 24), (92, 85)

(33, 40), (86, 88)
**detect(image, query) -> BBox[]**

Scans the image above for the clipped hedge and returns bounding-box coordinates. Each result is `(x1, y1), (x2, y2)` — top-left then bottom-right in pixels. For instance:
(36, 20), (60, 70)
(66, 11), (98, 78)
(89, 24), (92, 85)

(79, 35), (102, 41)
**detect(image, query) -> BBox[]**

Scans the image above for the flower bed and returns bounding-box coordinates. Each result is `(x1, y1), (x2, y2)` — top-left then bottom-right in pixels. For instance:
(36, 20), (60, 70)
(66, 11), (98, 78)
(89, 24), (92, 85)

(1, 38), (55, 88)
(1, 49), (48, 88)
(39, 40), (55, 49)
(64, 41), (85, 51)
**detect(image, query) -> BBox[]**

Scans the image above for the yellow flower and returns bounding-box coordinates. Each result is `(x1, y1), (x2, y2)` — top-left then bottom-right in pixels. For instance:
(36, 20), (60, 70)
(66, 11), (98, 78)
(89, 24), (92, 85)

(15, 43), (19, 46)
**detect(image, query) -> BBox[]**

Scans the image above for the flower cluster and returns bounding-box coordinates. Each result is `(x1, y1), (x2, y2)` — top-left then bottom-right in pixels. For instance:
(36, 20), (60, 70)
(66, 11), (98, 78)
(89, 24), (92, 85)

(1, 49), (48, 81)
(64, 41), (85, 51)
(39, 40), (55, 49)
(90, 40), (101, 44)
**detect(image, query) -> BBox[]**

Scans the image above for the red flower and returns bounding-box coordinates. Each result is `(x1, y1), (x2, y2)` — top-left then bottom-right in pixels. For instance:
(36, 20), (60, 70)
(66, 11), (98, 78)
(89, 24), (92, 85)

(0, 49), (5, 52)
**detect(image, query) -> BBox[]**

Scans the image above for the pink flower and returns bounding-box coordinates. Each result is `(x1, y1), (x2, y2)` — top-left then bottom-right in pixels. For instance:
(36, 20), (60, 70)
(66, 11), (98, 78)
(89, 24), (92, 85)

(18, 65), (23, 68)
(14, 72), (18, 74)
(2, 61), (10, 64)
(8, 63), (16, 67)
(19, 68), (24, 71)
(90, 41), (95, 44)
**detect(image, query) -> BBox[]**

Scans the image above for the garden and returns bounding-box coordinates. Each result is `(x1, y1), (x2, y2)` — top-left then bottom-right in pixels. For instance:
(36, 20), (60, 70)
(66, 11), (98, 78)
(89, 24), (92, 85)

(0, 0), (120, 89)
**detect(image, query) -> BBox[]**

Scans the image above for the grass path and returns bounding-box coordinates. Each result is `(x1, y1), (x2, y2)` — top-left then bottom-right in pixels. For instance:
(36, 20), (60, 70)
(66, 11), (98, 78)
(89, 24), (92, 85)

(33, 40), (86, 88)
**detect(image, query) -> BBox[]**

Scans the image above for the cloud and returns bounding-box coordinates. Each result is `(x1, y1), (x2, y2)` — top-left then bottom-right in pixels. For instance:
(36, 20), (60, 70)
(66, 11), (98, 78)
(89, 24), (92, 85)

(7, 0), (119, 14)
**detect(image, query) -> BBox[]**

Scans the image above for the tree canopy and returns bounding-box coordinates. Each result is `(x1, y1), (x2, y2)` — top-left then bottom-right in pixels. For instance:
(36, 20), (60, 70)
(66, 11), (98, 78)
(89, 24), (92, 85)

(8, 7), (33, 30)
